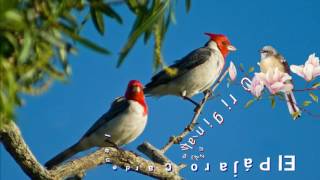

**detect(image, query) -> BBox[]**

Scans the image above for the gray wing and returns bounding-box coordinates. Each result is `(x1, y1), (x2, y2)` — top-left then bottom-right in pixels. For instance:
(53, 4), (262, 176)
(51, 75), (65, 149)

(81, 97), (129, 139)
(144, 48), (212, 90)
(276, 54), (291, 74)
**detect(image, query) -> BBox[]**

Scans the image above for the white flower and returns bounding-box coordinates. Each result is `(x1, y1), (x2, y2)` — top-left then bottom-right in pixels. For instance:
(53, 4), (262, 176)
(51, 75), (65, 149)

(290, 53), (320, 82)
(228, 61), (237, 81)
(255, 68), (293, 94)
(249, 75), (264, 97)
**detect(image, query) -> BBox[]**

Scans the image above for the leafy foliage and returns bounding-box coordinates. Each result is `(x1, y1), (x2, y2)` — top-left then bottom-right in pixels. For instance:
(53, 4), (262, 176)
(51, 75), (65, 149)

(0, 0), (191, 127)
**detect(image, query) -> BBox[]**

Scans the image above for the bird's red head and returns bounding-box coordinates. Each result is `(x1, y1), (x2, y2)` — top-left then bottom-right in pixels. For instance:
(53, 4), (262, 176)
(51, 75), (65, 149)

(205, 33), (236, 58)
(125, 80), (148, 115)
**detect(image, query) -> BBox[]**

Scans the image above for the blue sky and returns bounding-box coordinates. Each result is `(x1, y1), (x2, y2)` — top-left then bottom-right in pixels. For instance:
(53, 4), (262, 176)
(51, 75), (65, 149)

(1, 0), (320, 179)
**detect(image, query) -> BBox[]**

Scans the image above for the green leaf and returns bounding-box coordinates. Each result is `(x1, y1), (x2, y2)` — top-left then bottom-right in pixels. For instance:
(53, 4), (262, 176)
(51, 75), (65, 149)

(0, 0), (18, 13)
(245, 99), (255, 108)
(127, 0), (140, 14)
(239, 63), (245, 72)
(18, 31), (32, 63)
(303, 100), (312, 107)
(0, 32), (16, 57)
(58, 24), (110, 55)
(248, 67), (255, 73)
(98, 4), (123, 24)
(312, 82), (320, 88)
(143, 28), (152, 44)
(185, 0), (191, 13)
(309, 92), (318, 103)
(168, 1), (176, 24)
(0, 10), (25, 31)
(90, 7), (105, 35)
(117, 0), (170, 67)
(271, 96), (276, 108)
(61, 12), (78, 28)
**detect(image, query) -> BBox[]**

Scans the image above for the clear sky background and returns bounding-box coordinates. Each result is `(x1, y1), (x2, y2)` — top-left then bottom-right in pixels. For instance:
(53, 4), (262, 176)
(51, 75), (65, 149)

(1, 0), (320, 179)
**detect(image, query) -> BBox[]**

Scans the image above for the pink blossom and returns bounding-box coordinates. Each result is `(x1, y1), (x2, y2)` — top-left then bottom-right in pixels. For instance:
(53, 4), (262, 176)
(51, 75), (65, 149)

(228, 61), (237, 81)
(290, 53), (320, 81)
(255, 68), (293, 94)
(249, 75), (264, 97)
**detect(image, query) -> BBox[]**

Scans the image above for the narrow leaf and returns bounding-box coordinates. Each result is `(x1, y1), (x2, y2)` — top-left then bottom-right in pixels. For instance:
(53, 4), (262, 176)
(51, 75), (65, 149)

(271, 96), (276, 108)
(185, 0), (191, 13)
(127, 0), (140, 14)
(90, 8), (105, 35)
(303, 100), (312, 107)
(245, 99), (255, 108)
(18, 31), (32, 63)
(309, 92), (318, 103)
(143, 28), (152, 44)
(312, 82), (320, 88)
(98, 4), (123, 24)
(117, 0), (169, 67)
(239, 63), (245, 72)
(248, 67), (255, 73)
(59, 25), (110, 54)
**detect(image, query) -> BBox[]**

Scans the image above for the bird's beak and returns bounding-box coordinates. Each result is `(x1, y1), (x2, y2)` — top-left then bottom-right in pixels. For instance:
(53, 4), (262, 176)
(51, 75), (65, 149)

(132, 86), (141, 93)
(227, 45), (237, 51)
(259, 49), (266, 53)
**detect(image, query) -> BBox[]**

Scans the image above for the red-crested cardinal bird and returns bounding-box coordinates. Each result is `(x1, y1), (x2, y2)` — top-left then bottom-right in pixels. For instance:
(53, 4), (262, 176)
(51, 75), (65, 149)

(144, 33), (236, 105)
(45, 80), (148, 168)
(259, 45), (301, 119)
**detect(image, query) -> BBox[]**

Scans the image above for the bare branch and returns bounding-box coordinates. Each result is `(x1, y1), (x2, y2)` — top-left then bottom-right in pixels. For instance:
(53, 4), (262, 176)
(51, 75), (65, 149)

(293, 87), (320, 92)
(51, 147), (182, 180)
(138, 142), (171, 164)
(0, 121), (54, 180)
(161, 69), (229, 153)
(0, 121), (184, 180)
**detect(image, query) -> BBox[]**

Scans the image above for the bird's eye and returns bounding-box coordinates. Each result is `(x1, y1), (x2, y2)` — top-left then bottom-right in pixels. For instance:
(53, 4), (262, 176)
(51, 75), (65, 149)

(222, 41), (227, 46)
(132, 86), (141, 93)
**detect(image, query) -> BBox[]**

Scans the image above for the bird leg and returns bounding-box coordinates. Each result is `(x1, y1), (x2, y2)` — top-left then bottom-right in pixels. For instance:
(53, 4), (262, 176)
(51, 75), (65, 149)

(180, 91), (201, 112)
(181, 96), (202, 112)
(203, 89), (213, 97)
(183, 96), (200, 107)
(104, 139), (119, 150)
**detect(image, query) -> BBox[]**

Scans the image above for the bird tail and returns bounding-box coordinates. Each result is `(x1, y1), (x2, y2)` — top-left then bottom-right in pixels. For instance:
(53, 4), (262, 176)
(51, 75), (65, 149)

(143, 87), (155, 97)
(45, 141), (85, 169)
(143, 86), (152, 94)
(285, 91), (301, 120)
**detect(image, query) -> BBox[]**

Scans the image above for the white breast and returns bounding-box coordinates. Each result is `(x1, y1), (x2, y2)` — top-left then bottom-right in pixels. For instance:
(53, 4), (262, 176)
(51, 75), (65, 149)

(86, 100), (147, 147)
(260, 56), (285, 73)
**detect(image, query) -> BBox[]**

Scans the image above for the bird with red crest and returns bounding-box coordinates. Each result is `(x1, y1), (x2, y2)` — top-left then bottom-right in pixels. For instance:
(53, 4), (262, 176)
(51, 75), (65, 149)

(144, 33), (236, 106)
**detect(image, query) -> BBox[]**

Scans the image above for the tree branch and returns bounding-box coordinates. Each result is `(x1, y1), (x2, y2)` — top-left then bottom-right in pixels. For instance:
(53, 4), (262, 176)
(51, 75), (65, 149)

(161, 69), (229, 153)
(0, 121), (184, 180)
(0, 70), (229, 180)
(51, 147), (182, 180)
(0, 121), (54, 180)
(293, 87), (320, 92)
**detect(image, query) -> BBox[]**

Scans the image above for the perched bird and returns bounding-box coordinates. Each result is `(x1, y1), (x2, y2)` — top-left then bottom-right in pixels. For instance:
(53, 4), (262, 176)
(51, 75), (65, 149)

(144, 33), (236, 105)
(259, 45), (301, 119)
(45, 80), (148, 169)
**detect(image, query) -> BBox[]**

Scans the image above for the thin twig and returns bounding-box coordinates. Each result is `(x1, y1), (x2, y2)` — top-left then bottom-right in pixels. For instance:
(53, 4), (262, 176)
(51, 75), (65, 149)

(161, 69), (229, 153)
(293, 87), (320, 92)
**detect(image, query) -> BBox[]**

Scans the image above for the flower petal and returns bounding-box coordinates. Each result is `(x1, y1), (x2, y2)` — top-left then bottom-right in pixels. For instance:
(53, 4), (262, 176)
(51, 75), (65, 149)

(290, 65), (305, 78)
(306, 53), (320, 67)
(228, 61), (237, 81)
(313, 66), (320, 77)
(250, 75), (265, 97)
(304, 64), (314, 81)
